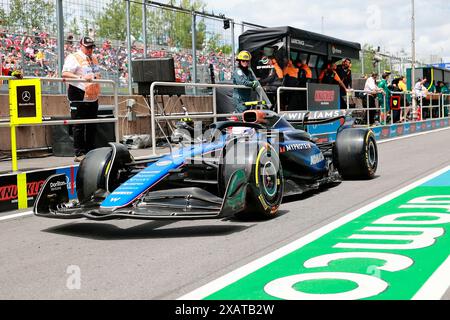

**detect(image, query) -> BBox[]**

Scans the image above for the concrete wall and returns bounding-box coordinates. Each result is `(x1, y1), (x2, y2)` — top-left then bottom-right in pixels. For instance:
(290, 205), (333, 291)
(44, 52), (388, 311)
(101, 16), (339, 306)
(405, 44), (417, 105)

(0, 94), (213, 151)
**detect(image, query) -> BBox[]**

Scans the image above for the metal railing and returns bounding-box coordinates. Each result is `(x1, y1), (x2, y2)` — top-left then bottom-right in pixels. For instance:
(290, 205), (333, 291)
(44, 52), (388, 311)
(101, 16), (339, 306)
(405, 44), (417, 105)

(276, 86), (308, 114)
(0, 76), (119, 172)
(442, 94), (450, 118)
(418, 93), (442, 120)
(149, 81), (264, 155)
(345, 89), (449, 125)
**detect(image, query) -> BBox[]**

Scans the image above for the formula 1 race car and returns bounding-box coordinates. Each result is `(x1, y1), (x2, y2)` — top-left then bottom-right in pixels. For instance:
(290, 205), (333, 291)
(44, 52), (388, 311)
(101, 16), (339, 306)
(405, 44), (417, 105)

(34, 108), (378, 220)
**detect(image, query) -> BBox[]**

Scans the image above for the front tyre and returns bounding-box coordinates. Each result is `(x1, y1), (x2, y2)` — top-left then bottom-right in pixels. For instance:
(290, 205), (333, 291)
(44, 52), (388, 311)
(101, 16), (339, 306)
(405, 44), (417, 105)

(335, 128), (378, 179)
(246, 144), (284, 219)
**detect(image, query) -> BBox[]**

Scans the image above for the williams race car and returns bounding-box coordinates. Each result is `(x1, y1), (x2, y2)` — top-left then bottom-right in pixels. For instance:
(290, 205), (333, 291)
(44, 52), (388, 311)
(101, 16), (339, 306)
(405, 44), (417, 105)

(34, 109), (378, 220)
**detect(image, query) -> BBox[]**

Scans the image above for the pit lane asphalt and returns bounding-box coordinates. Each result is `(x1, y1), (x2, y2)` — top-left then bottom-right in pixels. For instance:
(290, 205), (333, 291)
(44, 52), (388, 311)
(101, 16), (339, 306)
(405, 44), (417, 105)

(0, 128), (449, 300)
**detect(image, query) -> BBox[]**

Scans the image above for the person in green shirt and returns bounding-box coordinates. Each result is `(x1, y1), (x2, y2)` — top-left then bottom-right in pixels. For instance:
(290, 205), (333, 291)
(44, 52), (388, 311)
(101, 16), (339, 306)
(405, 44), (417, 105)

(377, 72), (391, 121)
(438, 81), (450, 117)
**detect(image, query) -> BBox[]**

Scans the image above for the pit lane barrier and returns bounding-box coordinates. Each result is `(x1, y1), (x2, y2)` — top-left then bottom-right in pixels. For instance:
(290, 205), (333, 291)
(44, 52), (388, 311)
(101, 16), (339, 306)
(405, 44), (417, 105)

(0, 75), (119, 210)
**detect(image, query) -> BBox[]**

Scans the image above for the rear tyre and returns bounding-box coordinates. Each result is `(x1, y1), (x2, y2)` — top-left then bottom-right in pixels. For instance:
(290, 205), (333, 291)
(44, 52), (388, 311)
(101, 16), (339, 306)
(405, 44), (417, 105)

(334, 128), (378, 179)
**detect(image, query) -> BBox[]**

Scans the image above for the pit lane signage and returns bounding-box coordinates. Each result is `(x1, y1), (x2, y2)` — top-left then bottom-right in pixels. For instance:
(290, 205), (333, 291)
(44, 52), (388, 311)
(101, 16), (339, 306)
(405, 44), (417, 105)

(307, 83), (341, 111)
(181, 166), (450, 300)
(9, 79), (42, 125)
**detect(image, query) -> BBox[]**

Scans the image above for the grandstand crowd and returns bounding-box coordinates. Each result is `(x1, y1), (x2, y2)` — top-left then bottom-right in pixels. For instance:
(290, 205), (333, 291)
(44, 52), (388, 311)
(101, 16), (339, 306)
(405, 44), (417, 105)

(0, 29), (234, 86)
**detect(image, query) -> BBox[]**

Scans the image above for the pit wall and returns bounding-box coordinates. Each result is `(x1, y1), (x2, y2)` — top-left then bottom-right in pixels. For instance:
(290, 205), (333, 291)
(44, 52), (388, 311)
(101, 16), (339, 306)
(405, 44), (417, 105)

(0, 117), (448, 213)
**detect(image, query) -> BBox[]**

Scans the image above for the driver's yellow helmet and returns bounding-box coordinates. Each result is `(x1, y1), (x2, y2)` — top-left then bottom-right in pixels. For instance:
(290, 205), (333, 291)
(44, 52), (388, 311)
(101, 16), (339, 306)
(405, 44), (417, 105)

(236, 50), (252, 61)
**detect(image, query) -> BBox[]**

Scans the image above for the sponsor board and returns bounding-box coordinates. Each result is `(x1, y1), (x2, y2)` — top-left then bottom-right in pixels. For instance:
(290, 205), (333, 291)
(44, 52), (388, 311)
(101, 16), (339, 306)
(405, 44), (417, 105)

(0, 166), (78, 212)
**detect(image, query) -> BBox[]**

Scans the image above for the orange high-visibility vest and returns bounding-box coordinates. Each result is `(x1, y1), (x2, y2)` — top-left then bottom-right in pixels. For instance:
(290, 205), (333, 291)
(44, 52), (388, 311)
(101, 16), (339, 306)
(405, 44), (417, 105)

(298, 64), (312, 79)
(283, 60), (299, 78)
(73, 52), (100, 101)
(271, 59), (283, 79)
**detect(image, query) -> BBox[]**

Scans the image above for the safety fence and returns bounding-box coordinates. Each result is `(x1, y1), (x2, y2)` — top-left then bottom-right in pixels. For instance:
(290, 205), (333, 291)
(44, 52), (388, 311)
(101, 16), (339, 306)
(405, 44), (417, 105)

(0, 76), (119, 173)
(345, 90), (445, 124)
(0, 0), (262, 95)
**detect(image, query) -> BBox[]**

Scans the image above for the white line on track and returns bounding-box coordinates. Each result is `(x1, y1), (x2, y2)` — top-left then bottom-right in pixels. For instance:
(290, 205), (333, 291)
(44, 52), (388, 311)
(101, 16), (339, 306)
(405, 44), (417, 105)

(179, 165), (450, 300)
(413, 255), (450, 300)
(0, 211), (33, 222)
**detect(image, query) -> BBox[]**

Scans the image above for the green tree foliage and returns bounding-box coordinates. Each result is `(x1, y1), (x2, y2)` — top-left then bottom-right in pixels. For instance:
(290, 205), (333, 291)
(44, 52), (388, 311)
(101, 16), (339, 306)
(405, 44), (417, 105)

(0, 8), (6, 26)
(95, 0), (143, 40)
(67, 17), (81, 38)
(204, 33), (232, 55)
(6, 0), (55, 32)
(96, 0), (208, 50)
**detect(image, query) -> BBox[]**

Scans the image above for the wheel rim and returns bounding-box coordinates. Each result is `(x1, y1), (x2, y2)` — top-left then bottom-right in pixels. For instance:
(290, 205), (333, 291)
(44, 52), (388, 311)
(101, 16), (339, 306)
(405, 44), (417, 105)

(368, 140), (377, 168)
(262, 161), (277, 198)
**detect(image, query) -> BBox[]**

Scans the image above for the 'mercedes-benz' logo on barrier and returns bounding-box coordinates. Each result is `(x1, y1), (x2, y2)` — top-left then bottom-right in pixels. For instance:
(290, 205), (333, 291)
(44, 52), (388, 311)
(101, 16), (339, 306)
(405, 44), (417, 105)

(22, 91), (31, 102)
(16, 85), (37, 118)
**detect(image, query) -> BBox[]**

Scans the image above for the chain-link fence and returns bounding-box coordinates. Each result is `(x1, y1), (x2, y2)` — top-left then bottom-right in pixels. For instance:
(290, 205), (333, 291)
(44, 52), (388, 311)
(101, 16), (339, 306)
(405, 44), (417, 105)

(1, 0), (424, 95)
(0, 0), (247, 93)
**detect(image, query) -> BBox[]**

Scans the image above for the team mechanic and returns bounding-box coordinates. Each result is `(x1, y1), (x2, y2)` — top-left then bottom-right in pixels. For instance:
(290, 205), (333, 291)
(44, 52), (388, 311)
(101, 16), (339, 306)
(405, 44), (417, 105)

(232, 50), (259, 113)
(62, 36), (101, 162)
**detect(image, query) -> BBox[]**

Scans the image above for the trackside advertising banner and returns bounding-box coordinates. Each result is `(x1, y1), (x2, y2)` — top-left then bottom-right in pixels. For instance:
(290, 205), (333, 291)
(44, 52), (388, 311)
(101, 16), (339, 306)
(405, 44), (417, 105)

(0, 166), (78, 212)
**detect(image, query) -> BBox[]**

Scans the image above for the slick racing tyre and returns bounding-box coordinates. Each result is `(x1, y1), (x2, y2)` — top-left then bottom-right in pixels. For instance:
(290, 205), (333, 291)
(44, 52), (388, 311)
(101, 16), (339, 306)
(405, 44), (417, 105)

(221, 137), (283, 219)
(76, 143), (132, 203)
(247, 143), (284, 218)
(76, 147), (112, 203)
(334, 128), (378, 179)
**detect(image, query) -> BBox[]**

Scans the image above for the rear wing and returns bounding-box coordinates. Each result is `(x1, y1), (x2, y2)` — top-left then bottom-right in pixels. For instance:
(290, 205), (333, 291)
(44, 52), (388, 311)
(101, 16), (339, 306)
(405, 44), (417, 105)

(283, 110), (350, 126)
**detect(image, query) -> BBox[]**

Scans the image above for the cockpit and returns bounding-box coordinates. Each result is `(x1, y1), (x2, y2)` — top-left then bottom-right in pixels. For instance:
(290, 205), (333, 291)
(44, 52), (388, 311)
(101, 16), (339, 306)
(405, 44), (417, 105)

(242, 109), (294, 130)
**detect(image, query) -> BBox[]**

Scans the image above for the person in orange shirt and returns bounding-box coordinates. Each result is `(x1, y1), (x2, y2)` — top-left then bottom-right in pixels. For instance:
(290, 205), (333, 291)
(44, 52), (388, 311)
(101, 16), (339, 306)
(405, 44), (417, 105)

(296, 61), (312, 81)
(283, 59), (299, 78)
(319, 63), (347, 92)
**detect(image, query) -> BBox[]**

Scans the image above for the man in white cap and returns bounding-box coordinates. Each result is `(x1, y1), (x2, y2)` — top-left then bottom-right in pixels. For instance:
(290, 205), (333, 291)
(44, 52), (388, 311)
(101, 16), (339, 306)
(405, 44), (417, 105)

(62, 36), (101, 162)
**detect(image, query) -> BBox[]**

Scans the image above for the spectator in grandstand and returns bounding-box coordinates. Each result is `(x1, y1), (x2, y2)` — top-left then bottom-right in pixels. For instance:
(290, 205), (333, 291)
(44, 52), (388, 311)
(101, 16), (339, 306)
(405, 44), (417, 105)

(336, 58), (352, 109)
(36, 49), (45, 68)
(363, 73), (384, 125)
(62, 36), (101, 162)
(1, 56), (23, 80)
(232, 50), (258, 113)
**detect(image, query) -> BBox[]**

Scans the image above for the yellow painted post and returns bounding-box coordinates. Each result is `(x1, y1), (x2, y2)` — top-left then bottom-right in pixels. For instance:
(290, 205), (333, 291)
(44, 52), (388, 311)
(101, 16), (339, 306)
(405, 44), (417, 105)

(16, 173), (28, 210)
(10, 124), (18, 172)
